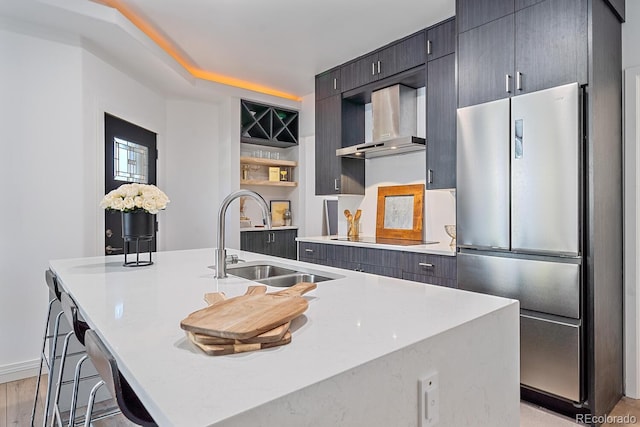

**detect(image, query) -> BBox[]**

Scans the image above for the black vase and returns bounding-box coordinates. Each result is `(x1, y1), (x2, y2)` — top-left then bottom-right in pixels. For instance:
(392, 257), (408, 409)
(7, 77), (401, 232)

(122, 210), (154, 239)
(121, 210), (154, 267)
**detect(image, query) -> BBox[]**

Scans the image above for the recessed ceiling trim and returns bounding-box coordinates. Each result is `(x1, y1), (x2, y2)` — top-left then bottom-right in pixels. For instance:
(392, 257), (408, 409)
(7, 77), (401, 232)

(92, 0), (302, 101)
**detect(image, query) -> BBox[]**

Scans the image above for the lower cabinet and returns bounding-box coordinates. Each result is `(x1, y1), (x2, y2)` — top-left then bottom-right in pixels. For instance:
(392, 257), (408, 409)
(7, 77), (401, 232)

(298, 242), (456, 287)
(241, 229), (298, 260)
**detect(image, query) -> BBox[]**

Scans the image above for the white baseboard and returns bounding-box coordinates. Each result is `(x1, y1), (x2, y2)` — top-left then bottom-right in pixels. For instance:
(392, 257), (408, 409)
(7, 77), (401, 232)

(0, 359), (40, 384)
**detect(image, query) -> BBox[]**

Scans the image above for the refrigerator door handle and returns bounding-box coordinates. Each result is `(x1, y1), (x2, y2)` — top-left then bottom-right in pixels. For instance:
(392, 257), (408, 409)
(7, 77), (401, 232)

(515, 119), (524, 159)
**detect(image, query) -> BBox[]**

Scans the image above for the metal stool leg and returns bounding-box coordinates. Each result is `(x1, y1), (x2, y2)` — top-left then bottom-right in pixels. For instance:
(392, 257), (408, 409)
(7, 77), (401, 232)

(50, 331), (73, 427)
(43, 310), (64, 427)
(83, 380), (105, 427)
(30, 298), (56, 427)
(67, 355), (88, 427)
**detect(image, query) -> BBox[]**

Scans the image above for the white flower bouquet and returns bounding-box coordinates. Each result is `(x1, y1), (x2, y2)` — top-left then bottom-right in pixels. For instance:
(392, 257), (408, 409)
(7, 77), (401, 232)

(100, 183), (170, 214)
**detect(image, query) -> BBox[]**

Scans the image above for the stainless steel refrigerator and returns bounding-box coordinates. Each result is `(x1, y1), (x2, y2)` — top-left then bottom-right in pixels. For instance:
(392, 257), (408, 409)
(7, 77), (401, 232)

(457, 82), (584, 403)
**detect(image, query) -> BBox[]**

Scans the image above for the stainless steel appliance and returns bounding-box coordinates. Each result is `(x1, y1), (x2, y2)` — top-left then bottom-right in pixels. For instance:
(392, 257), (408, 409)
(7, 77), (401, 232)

(456, 83), (584, 402)
(336, 84), (425, 158)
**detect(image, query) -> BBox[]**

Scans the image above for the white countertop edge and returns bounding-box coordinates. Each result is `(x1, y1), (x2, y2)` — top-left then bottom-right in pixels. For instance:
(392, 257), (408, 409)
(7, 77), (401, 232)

(296, 235), (456, 256)
(241, 225), (299, 232)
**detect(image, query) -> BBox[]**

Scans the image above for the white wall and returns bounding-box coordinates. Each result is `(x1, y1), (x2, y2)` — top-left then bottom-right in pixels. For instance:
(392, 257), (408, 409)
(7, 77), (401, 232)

(0, 29), (168, 381)
(0, 29), (83, 379)
(164, 100), (220, 250)
(81, 49), (167, 254)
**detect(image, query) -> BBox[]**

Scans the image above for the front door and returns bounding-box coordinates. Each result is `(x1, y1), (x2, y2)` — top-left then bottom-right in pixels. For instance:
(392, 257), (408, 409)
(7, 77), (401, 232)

(104, 113), (157, 256)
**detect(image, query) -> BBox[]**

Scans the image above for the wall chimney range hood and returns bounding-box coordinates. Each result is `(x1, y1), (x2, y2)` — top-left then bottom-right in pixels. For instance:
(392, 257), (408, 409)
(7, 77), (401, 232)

(336, 84), (425, 159)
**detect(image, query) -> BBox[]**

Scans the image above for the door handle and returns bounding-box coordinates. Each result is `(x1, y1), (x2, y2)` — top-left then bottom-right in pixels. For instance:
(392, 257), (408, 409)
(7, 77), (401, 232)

(428, 169), (433, 184)
(516, 71), (523, 91)
(515, 119), (524, 159)
(427, 39), (432, 55)
(333, 78), (337, 90)
(305, 248), (314, 253)
(334, 178), (340, 191)
(377, 60), (381, 74)
(271, 233), (276, 242)
(419, 262), (434, 268)
(105, 229), (113, 238)
(105, 245), (123, 254)
(505, 74), (511, 93)
(372, 62), (376, 75)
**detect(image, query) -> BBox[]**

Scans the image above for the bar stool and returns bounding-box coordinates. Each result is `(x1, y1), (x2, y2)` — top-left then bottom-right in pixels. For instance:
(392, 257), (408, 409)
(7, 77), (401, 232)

(83, 330), (157, 426)
(31, 270), (65, 427)
(50, 292), (115, 427)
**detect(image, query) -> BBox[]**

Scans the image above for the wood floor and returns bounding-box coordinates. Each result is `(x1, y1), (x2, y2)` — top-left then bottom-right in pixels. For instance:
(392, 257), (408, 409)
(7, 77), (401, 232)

(2, 375), (640, 426)
(0, 376), (134, 427)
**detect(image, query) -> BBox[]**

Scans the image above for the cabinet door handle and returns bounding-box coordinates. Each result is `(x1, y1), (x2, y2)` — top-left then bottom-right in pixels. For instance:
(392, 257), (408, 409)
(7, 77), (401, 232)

(271, 232), (276, 242)
(419, 262), (434, 268)
(427, 39), (432, 55)
(333, 78), (337, 90)
(372, 62), (376, 75)
(377, 60), (381, 74)
(305, 248), (314, 253)
(505, 74), (511, 93)
(516, 71), (523, 91)
(334, 178), (340, 191)
(428, 169), (433, 184)
(266, 234), (272, 243)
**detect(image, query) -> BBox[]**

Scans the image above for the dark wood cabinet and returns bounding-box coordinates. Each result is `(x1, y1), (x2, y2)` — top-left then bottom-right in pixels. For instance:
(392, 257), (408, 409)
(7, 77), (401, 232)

(514, 0), (588, 95)
(298, 242), (327, 264)
(241, 229), (297, 260)
(457, 0), (514, 33)
(340, 31), (426, 93)
(378, 31), (426, 79)
(314, 94), (365, 195)
(458, 14), (515, 108)
(426, 53), (456, 189)
(340, 53), (379, 93)
(426, 18), (456, 61)
(315, 95), (342, 195)
(315, 67), (341, 101)
(458, 0), (588, 107)
(298, 242), (456, 286)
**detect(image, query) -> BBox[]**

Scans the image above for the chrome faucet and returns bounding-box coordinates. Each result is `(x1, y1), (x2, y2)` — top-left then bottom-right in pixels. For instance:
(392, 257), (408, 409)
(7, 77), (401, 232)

(214, 189), (271, 278)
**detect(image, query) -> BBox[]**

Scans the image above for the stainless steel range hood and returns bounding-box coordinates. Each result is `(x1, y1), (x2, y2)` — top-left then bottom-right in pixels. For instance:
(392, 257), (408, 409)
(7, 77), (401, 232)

(336, 84), (425, 159)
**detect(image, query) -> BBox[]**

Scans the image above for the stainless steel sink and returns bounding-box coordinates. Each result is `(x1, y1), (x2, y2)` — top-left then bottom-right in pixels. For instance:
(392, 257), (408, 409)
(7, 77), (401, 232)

(257, 273), (332, 288)
(226, 261), (343, 287)
(225, 264), (297, 281)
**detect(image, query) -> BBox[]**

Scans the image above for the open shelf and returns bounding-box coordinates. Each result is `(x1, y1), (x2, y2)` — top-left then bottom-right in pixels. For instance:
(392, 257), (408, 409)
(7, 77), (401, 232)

(240, 179), (298, 187)
(240, 156), (297, 167)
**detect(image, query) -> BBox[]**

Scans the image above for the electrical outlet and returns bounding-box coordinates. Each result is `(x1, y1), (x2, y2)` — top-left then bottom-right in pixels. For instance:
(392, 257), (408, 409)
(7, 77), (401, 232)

(419, 372), (439, 426)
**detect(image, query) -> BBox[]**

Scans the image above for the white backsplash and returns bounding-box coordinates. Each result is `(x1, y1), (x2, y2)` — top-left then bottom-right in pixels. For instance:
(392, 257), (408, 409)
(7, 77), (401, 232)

(337, 150), (456, 244)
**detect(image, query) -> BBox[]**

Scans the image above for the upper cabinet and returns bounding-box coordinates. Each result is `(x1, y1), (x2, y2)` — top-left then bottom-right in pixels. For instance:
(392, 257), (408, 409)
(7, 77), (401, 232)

(457, 0), (514, 33)
(426, 18), (456, 61)
(341, 31), (426, 93)
(241, 100), (299, 147)
(315, 67), (341, 101)
(457, 0), (588, 107)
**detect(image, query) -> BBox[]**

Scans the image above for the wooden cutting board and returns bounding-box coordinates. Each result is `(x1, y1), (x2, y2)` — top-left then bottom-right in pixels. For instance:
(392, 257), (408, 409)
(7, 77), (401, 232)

(194, 286), (290, 345)
(188, 331), (292, 356)
(181, 282), (316, 340)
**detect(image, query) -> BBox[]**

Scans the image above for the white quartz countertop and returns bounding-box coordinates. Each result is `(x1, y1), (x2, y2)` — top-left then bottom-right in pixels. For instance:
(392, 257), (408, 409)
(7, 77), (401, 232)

(240, 225), (298, 232)
(297, 235), (457, 256)
(50, 249), (512, 426)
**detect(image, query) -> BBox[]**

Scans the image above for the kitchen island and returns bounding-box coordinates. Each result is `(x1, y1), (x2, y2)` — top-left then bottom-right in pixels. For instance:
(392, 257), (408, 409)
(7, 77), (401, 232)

(50, 248), (519, 426)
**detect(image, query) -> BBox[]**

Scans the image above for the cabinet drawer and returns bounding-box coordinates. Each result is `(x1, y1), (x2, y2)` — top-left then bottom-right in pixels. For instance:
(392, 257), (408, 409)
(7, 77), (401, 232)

(521, 313), (582, 402)
(402, 272), (457, 288)
(329, 245), (401, 266)
(298, 242), (327, 261)
(401, 252), (457, 279)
